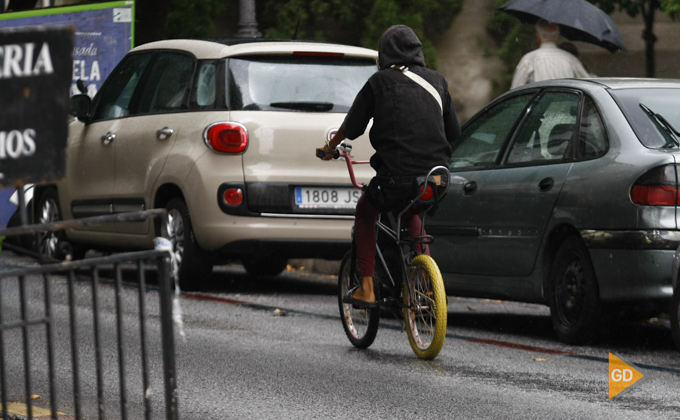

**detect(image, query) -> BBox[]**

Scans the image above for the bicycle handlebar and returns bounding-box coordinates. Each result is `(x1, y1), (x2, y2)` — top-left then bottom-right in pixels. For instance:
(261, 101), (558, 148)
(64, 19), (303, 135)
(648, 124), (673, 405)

(316, 148), (340, 160)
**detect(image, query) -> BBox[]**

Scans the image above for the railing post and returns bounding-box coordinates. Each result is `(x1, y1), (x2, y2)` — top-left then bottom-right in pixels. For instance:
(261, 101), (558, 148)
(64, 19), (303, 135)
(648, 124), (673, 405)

(158, 253), (178, 420)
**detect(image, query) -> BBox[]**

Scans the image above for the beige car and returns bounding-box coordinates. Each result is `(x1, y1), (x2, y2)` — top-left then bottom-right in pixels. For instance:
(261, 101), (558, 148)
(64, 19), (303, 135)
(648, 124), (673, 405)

(38, 39), (377, 290)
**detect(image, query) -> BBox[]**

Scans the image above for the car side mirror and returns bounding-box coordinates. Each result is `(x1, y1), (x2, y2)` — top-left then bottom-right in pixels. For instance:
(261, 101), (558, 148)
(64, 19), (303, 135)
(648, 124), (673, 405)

(70, 94), (91, 122)
(76, 79), (87, 94)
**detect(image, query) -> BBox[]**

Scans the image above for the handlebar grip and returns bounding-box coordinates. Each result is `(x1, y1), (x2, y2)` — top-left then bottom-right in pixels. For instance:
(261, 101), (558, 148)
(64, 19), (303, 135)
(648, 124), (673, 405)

(316, 148), (341, 159)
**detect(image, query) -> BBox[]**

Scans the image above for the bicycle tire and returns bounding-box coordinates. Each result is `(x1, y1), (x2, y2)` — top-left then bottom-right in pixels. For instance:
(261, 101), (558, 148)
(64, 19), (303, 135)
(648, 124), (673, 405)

(338, 250), (379, 349)
(403, 254), (447, 359)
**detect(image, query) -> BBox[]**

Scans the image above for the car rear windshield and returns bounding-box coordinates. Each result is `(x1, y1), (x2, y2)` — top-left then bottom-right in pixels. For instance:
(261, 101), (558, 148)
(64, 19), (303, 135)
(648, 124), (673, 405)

(609, 88), (680, 148)
(228, 55), (376, 113)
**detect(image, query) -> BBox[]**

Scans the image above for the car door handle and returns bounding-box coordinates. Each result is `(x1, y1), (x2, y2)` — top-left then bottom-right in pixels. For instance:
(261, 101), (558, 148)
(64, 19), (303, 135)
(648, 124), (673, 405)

(156, 127), (174, 140)
(463, 181), (477, 195)
(100, 133), (115, 145)
(538, 177), (554, 192)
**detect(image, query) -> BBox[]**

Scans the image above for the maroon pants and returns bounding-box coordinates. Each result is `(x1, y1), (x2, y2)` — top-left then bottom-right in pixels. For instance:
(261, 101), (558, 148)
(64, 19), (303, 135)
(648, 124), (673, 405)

(354, 193), (428, 278)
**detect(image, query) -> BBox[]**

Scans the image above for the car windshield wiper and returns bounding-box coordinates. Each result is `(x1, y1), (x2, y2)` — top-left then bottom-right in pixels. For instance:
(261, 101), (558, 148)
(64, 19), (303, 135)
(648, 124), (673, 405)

(639, 103), (680, 147)
(270, 102), (334, 112)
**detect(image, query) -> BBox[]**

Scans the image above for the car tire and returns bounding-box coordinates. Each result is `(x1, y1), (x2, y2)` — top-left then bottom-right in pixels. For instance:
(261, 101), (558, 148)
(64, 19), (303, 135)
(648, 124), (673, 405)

(548, 235), (601, 344)
(161, 198), (213, 291)
(242, 255), (288, 277)
(671, 285), (680, 351)
(36, 189), (67, 261)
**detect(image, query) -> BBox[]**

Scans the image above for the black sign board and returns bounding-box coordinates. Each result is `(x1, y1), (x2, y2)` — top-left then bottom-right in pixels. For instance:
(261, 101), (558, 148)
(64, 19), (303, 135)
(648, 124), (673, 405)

(0, 27), (73, 187)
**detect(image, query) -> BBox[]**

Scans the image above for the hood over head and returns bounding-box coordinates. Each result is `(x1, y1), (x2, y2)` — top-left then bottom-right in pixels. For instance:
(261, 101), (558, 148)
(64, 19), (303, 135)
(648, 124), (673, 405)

(377, 25), (425, 70)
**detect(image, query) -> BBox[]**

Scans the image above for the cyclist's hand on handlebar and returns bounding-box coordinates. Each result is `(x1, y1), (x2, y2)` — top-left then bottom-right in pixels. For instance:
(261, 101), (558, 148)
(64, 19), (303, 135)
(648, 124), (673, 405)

(315, 142), (337, 161)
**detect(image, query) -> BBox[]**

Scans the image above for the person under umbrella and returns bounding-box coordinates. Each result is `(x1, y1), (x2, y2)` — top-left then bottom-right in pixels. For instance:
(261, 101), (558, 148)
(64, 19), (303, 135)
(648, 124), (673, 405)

(511, 19), (591, 89)
(498, 0), (625, 53)
(557, 41), (597, 77)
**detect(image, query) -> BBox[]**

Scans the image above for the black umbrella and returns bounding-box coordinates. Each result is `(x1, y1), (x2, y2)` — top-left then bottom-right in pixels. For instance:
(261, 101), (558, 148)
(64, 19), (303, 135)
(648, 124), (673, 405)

(498, 0), (626, 52)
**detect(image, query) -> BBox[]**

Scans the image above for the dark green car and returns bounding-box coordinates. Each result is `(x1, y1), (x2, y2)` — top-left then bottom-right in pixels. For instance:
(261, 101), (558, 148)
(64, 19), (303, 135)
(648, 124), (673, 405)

(430, 78), (680, 345)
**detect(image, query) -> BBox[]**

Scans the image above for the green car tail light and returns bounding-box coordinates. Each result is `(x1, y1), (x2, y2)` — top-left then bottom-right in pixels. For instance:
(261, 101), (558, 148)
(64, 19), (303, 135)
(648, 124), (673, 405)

(631, 164), (678, 206)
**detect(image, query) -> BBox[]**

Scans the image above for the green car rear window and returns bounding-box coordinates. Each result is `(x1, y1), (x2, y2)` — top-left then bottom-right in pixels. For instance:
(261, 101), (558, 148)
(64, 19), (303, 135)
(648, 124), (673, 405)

(610, 88), (680, 148)
(227, 55), (376, 113)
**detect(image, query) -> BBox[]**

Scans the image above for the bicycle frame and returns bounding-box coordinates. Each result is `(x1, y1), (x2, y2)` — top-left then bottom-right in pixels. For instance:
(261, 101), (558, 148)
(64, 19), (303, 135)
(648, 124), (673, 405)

(337, 142), (450, 309)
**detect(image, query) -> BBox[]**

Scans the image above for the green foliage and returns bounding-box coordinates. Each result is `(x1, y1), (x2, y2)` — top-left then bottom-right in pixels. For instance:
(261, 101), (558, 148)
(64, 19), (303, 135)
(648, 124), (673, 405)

(663, 0), (680, 19)
(258, 0), (377, 43)
(588, 0), (680, 20)
(162, 0), (462, 69)
(257, 0), (463, 69)
(361, 0), (463, 68)
(487, 0), (518, 45)
(588, 0), (648, 16)
(591, 0), (680, 20)
(165, 0), (226, 39)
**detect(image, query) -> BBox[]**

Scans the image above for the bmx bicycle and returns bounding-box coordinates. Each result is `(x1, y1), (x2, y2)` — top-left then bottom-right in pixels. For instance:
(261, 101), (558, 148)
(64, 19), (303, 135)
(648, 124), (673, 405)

(327, 142), (450, 360)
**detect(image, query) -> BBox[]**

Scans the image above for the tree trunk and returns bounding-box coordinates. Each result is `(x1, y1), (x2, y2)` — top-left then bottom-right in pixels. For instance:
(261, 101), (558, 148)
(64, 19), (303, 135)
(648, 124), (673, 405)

(642, 1), (658, 77)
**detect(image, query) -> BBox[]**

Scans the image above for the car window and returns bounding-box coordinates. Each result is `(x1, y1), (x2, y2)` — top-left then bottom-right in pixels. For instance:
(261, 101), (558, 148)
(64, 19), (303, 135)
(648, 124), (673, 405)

(193, 61), (217, 108)
(579, 96), (608, 159)
(609, 88), (680, 148)
(92, 53), (151, 121)
(228, 56), (375, 113)
(450, 94), (534, 168)
(507, 91), (579, 164)
(137, 52), (195, 114)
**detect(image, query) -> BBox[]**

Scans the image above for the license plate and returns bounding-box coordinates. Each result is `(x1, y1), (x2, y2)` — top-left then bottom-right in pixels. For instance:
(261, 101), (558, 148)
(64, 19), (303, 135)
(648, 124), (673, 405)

(294, 187), (360, 209)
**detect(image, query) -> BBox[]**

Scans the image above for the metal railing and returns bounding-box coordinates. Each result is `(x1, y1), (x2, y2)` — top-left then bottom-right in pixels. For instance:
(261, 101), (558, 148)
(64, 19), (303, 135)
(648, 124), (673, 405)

(0, 205), (178, 420)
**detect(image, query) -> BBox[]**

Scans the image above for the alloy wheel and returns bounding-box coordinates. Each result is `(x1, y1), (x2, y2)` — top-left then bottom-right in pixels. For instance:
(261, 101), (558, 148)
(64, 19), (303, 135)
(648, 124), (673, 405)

(38, 197), (60, 259)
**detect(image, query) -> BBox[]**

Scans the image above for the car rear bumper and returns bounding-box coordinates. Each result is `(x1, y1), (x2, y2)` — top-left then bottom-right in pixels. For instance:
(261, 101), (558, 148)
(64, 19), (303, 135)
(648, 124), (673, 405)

(582, 229), (676, 302)
(581, 229), (680, 250)
(191, 212), (354, 255)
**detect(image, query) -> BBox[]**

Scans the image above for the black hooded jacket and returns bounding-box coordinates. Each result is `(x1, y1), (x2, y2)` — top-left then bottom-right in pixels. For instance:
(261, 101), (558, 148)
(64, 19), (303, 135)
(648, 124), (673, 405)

(343, 25), (460, 178)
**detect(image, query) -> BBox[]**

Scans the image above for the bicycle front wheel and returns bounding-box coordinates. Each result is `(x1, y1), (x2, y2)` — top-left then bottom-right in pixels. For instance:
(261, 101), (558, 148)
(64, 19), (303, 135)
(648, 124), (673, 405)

(338, 250), (379, 349)
(403, 254), (448, 359)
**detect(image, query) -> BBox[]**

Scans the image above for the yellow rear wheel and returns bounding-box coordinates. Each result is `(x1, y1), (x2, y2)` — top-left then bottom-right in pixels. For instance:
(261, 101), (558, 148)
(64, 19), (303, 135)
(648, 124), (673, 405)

(403, 254), (447, 359)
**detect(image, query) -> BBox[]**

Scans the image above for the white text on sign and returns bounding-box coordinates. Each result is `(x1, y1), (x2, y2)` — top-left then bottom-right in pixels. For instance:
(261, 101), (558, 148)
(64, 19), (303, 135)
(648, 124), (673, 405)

(0, 43), (54, 78)
(0, 129), (37, 159)
(611, 369), (634, 382)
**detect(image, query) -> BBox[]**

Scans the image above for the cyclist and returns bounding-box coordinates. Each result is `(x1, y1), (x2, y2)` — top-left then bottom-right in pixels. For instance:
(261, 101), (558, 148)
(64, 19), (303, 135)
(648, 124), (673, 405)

(316, 24), (461, 306)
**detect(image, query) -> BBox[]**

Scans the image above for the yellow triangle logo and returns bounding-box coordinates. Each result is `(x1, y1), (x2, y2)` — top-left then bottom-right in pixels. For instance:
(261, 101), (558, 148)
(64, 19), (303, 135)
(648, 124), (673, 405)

(608, 352), (644, 399)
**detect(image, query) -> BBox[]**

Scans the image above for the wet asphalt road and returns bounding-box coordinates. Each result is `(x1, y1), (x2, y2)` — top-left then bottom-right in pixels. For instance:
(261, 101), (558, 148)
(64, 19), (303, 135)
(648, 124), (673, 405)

(0, 251), (679, 419)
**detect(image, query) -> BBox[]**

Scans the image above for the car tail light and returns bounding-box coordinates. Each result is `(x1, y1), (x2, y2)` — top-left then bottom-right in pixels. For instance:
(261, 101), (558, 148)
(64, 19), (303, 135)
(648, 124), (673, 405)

(292, 52), (344, 57)
(223, 188), (243, 206)
(631, 164), (678, 206)
(204, 122), (248, 154)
